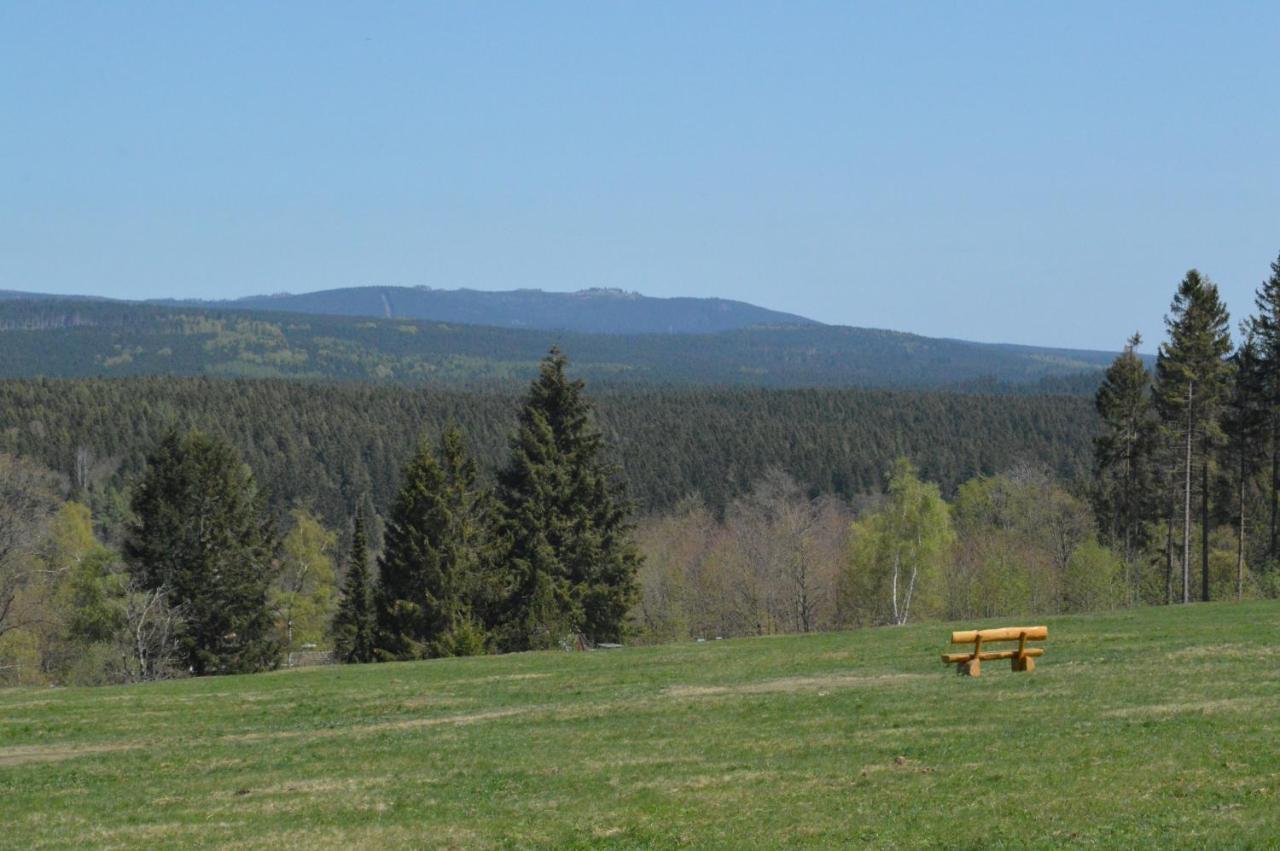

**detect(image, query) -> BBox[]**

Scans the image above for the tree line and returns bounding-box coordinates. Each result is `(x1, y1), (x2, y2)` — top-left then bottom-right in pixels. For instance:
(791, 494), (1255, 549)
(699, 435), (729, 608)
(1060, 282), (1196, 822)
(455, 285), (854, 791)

(0, 350), (639, 681)
(1092, 256), (1280, 604)
(0, 378), (1097, 537)
(630, 460), (1124, 643)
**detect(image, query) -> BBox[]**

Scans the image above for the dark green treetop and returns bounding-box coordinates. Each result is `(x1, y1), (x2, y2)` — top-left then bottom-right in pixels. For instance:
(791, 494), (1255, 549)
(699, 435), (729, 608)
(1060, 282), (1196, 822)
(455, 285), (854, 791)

(375, 427), (491, 659)
(1093, 332), (1158, 560)
(1155, 270), (1233, 439)
(125, 430), (279, 675)
(1248, 251), (1280, 396)
(331, 509), (376, 663)
(1154, 270), (1232, 602)
(493, 348), (641, 650)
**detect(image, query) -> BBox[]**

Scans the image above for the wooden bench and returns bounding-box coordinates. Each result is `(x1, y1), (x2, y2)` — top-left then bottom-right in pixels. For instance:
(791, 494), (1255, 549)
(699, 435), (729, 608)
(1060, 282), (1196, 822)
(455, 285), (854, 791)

(941, 626), (1047, 677)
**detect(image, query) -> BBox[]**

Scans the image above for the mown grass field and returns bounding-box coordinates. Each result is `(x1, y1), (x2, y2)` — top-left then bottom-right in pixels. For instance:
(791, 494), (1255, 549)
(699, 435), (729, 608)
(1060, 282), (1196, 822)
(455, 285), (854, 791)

(2, 602), (1278, 849)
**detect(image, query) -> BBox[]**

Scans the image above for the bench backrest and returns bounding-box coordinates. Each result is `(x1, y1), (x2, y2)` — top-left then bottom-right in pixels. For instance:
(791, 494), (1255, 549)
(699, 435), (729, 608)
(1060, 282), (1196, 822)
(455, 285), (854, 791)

(942, 625), (1047, 676)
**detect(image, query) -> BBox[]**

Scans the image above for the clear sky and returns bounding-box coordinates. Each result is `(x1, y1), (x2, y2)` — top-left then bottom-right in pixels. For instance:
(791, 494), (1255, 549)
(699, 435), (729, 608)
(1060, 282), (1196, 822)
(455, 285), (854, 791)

(3, 3), (1278, 350)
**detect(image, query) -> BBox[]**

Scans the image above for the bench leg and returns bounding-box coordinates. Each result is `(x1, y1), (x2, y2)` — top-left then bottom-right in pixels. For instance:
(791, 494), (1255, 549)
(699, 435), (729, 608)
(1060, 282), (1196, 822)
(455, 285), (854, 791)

(958, 657), (981, 677)
(1011, 631), (1034, 672)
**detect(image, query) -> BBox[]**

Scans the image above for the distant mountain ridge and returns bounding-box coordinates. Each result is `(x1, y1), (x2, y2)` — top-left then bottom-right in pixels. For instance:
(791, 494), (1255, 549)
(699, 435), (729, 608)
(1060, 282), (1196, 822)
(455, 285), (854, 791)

(0, 295), (1118, 392)
(156, 286), (820, 334)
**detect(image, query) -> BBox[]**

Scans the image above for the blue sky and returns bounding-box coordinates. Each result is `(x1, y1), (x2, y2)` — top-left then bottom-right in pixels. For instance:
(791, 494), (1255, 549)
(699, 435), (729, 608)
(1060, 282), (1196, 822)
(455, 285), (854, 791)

(3, 3), (1278, 350)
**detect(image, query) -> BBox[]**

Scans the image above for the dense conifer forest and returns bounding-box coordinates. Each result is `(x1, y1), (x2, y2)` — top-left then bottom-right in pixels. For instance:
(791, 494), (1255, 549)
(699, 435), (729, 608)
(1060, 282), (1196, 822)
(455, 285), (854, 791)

(0, 377), (1097, 529)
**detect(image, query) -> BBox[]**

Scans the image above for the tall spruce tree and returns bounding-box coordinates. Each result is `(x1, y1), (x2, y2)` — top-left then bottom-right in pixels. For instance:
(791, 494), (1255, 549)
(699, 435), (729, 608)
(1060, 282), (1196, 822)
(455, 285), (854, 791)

(1248, 250), (1280, 561)
(1154, 271), (1232, 603)
(331, 509), (376, 663)
(1223, 333), (1269, 598)
(125, 430), (279, 675)
(1093, 333), (1157, 574)
(493, 348), (641, 650)
(375, 428), (491, 659)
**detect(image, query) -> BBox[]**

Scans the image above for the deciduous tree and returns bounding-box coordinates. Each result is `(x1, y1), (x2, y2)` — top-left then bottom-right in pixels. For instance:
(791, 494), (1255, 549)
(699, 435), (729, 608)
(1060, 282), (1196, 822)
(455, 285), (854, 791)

(839, 458), (952, 626)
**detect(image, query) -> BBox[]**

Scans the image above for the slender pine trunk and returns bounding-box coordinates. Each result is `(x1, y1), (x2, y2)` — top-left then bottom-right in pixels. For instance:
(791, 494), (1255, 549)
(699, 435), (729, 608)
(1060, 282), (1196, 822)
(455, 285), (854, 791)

(1123, 442), (1135, 603)
(1238, 452), (1247, 601)
(1271, 418), (1278, 558)
(1165, 500), (1175, 605)
(1202, 460), (1210, 602)
(1183, 383), (1194, 604)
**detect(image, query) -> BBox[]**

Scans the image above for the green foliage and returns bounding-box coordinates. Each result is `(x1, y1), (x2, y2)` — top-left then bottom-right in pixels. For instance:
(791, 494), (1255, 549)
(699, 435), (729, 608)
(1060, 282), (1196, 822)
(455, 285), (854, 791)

(1063, 540), (1124, 613)
(839, 459), (953, 626)
(0, 453), (62, 644)
(947, 468), (1097, 618)
(331, 511), (376, 663)
(125, 431), (280, 675)
(61, 546), (127, 646)
(1155, 269), (1233, 602)
(375, 429), (492, 660)
(493, 349), (641, 649)
(0, 377), (1100, 531)
(1248, 252), (1280, 561)
(272, 509), (338, 650)
(1093, 332), (1158, 562)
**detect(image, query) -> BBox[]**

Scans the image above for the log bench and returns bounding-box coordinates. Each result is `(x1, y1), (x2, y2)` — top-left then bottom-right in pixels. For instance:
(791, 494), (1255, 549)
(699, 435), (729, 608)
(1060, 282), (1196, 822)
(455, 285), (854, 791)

(941, 625), (1047, 677)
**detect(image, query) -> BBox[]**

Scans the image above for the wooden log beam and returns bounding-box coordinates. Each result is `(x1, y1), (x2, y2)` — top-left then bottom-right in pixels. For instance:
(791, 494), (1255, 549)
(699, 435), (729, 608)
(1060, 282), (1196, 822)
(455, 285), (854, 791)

(941, 648), (1046, 664)
(950, 626), (1047, 644)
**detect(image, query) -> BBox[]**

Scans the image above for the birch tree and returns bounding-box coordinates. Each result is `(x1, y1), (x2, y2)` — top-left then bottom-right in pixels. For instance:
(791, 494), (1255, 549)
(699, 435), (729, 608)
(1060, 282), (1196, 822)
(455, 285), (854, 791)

(839, 459), (952, 626)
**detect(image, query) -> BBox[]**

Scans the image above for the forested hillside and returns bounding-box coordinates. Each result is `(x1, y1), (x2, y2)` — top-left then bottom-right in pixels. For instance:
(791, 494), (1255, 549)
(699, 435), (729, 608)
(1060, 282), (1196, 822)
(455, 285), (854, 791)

(0, 297), (1117, 390)
(0, 377), (1097, 528)
(162, 285), (819, 333)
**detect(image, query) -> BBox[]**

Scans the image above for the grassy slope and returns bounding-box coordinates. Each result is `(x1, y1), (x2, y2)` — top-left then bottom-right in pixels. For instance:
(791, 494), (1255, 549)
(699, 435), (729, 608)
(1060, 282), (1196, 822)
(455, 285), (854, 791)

(2, 602), (1278, 849)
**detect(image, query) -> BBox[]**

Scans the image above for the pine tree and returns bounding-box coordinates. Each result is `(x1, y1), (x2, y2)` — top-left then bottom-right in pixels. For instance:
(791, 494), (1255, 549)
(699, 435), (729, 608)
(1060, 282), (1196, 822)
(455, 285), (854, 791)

(1248, 251), (1280, 561)
(1093, 333), (1157, 573)
(331, 510), (375, 663)
(375, 428), (491, 659)
(125, 430), (279, 675)
(1154, 271), (1232, 603)
(493, 348), (641, 650)
(1223, 333), (1269, 599)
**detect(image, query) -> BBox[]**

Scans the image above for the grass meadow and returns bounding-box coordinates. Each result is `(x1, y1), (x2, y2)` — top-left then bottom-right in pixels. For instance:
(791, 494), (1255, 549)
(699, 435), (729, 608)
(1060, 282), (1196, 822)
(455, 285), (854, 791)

(2, 601), (1278, 848)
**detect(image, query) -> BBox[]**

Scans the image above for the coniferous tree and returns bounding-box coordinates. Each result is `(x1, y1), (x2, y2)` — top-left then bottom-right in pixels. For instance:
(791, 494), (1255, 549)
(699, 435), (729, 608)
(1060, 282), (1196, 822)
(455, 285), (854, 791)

(493, 348), (641, 650)
(1093, 333), (1157, 573)
(1248, 251), (1280, 560)
(1154, 271), (1232, 603)
(125, 430), (279, 675)
(331, 510), (376, 663)
(1223, 333), (1269, 598)
(375, 428), (491, 659)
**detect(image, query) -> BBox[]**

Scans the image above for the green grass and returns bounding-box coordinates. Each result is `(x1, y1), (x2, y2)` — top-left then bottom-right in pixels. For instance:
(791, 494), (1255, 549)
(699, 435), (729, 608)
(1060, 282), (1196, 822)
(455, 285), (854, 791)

(3, 602), (1279, 849)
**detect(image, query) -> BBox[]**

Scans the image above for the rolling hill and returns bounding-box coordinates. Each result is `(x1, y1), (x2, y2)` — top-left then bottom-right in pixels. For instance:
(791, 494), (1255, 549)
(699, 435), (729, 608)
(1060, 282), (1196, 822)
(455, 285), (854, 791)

(0, 296), (1117, 391)
(160, 285), (820, 334)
